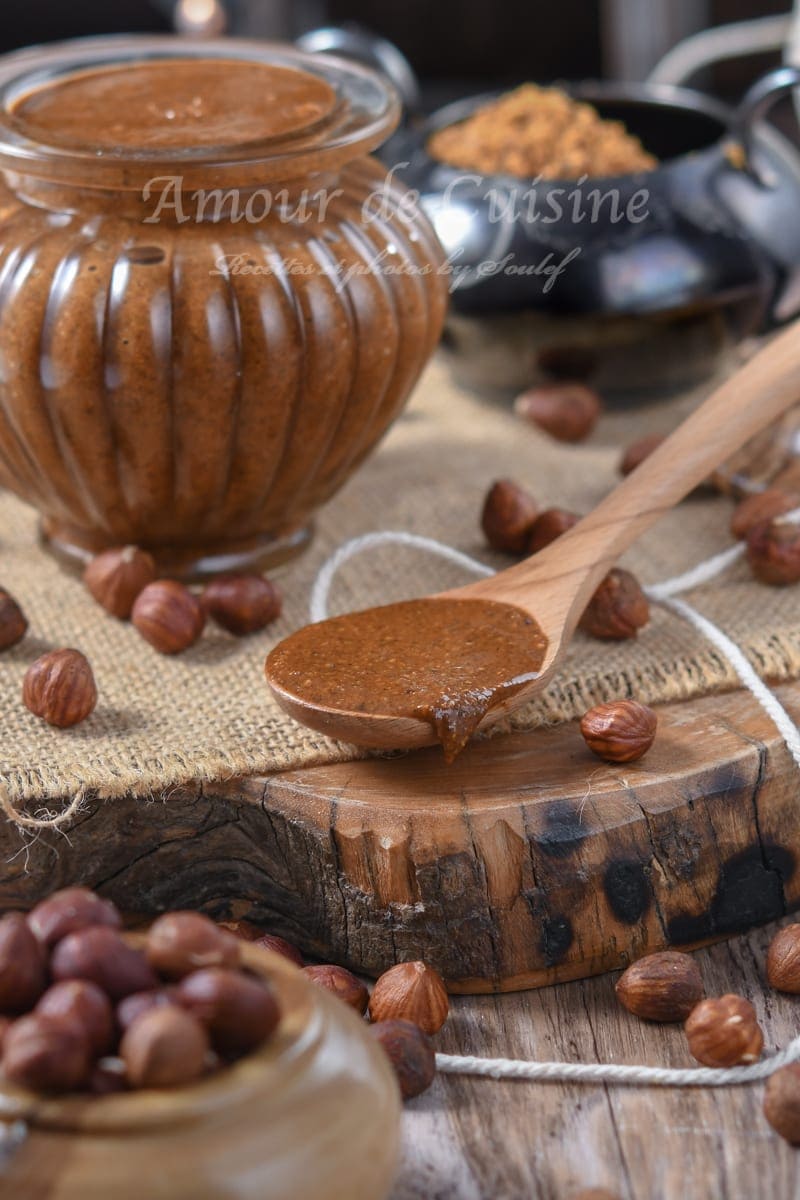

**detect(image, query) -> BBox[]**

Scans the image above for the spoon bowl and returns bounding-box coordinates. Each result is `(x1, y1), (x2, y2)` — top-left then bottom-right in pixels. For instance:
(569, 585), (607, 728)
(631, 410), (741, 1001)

(267, 321), (800, 754)
(267, 676), (439, 750)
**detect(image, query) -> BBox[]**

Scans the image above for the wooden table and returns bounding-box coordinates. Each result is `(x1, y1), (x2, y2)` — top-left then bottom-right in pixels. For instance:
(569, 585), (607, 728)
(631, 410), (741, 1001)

(393, 918), (800, 1200)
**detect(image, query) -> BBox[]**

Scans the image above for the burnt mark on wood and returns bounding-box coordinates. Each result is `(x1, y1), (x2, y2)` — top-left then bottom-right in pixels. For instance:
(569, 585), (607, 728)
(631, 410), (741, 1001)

(524, 886), (576, 967)
(536, 800), (589, 859)
(539, 914), (574, 966)
(603, 859), (651, 925)
(667, 843), (796, 944)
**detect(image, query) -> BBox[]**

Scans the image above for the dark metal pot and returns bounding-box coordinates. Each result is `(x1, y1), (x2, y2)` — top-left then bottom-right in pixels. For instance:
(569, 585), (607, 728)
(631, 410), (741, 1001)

(299, 26), (800, 398)
(385, 68), (800, 397)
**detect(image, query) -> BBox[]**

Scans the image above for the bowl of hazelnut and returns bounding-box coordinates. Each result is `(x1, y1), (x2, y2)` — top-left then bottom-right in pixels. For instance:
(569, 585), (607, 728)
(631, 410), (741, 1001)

(0, 890), (401, 1200)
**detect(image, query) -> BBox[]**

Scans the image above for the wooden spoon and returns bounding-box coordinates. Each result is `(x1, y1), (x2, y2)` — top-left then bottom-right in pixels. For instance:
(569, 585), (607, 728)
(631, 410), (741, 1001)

(267, 324), (800, 751)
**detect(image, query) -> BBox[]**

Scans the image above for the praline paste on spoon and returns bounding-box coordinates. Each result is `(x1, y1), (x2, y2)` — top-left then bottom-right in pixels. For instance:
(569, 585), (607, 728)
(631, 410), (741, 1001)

(266, 597), (548, 761)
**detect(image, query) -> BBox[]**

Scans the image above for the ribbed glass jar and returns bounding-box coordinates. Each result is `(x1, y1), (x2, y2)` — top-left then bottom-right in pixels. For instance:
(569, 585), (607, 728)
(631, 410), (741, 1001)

(0, 37), (447, 576)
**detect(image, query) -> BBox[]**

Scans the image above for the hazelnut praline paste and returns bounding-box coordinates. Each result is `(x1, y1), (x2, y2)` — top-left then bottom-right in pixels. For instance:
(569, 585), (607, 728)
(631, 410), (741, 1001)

(10, 58), (337, 150)
(266, 597), (548, 761)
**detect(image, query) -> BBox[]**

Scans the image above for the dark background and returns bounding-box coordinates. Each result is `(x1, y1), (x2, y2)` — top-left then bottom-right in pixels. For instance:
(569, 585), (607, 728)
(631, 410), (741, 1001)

(0, 0), (791, 107)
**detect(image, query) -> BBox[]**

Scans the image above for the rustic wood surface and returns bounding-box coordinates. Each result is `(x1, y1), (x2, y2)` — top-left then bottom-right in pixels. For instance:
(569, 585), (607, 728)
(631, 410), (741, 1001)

(3, 682), (798, 992)
(393, 918), (800, 1200)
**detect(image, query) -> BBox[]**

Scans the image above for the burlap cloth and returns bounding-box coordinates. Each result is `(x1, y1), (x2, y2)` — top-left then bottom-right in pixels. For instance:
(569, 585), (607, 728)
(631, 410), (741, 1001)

(2, 357), (800, 812)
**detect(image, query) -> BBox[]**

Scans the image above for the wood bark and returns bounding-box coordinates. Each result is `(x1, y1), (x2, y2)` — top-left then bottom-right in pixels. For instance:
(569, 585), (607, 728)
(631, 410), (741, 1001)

(2, 682), (798, 992)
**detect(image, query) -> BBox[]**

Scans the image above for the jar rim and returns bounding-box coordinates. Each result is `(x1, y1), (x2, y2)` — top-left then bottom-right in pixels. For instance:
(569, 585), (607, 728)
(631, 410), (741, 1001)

(0, 34), (401, 188)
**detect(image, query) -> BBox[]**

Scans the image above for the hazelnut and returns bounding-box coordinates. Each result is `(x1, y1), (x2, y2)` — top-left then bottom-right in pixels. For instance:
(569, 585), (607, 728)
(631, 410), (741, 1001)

(514, 382), (601, 442)
(120, 1005), (209, 1088)
(117, 987), (182, 1031)
(177, 968), (280, 1053)
(615, 951), (703, 1022)
(746, 519), (800, 586)
(2, 1012), (91, 1092)
(764, 1063), (800, 1143)
(0, 913), (47, 1013)
(684, 994), (763, 1067)
(766, 924), (800, 993)
(84, 546), (157, 618)
(36, 980), (115, 1055)
(131, 580), (205, 654)
(145, 912), (240, 980)
(302, 964), (369, 1014)
(368, 1019), (436, 1100)
(481, 479), (538, 554)
(579, 569), (650, 640)
(0, 587), (27, 650)
(580, 700), (657, 764)
(619, 434), (665, 476)
(368, 961), (449, 1034)
(27, 885), (121, 947)
(51, 926), (158, 1000)
(730, 489), (800, 540)
(201, 574), (282, 635)
(253, 934), (305, 968)
(22, 648), (97, 728)
(527, 507), (580, 553)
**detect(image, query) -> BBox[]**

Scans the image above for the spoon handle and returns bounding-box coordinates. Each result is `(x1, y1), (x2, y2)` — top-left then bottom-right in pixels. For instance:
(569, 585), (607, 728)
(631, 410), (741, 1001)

(470, 321), (800, 621)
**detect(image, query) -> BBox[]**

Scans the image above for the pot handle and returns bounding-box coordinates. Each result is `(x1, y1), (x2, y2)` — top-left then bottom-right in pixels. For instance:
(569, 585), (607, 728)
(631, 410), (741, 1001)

(730, 65), (800, 185)
(295, 25), (421, 116)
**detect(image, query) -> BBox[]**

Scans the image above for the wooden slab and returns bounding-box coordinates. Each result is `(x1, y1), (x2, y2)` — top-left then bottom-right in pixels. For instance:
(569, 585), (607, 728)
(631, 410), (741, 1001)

(2, 681), (799, 994)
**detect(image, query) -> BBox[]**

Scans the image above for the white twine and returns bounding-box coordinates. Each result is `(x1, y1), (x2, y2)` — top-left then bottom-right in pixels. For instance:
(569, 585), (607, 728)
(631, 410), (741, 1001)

(309, 532), (494, 624)
(652, 593), (800, 772)
(311, 511), (800, 1090)
(436, 1037), (800, 1086)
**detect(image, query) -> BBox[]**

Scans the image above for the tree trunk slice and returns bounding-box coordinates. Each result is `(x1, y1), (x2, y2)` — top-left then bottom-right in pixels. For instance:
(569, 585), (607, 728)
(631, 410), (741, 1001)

(2, 682), (799, 994)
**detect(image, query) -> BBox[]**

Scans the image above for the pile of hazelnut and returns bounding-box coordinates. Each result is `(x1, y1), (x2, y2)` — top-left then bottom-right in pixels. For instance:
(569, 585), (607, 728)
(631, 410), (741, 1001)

(0, 886), (446, 1103)
(623, 434), (800, 586)
(479, 434), (800, 765)
(485, 417), (800, 599)
(614, 924), (800, 1144)
(729, 486), (800, 586)
(1, 548), (282, 729)
(299, 957), (448, 1101)
(481, 479), (651, 642)
(0, 890), (281, 1093)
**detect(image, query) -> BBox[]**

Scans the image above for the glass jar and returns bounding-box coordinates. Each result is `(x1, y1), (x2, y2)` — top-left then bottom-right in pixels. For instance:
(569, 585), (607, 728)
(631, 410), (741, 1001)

(0, 37), (447, 577)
